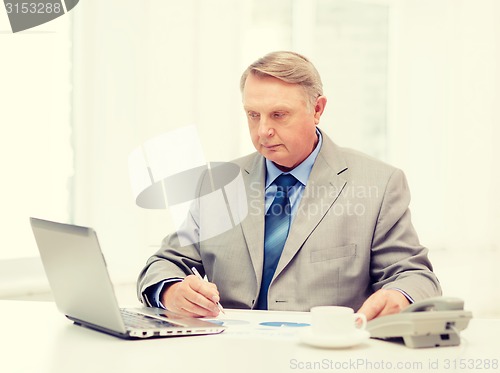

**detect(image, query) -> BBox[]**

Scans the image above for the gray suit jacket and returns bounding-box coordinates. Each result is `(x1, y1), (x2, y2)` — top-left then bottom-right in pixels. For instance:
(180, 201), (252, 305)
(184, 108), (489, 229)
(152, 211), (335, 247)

(137, 131), (441, 311)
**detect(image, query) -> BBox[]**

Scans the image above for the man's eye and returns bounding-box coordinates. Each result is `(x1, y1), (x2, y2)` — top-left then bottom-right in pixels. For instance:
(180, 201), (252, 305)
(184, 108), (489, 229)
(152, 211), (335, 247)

(273, 112), (286, 119)
(248, 112), (260, 119)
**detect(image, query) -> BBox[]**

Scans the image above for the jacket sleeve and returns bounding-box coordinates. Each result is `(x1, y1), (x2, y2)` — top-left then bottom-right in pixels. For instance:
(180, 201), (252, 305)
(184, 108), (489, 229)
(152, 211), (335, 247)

(370, 168), (442, 301)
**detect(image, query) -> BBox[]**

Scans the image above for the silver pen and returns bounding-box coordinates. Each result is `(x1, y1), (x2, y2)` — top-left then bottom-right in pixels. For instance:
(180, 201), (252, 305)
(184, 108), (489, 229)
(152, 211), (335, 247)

(191, 266), (225, 314)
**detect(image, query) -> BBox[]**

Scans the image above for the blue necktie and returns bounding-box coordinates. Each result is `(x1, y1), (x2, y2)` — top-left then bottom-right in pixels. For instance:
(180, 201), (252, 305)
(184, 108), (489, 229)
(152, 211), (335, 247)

(256, 173), (297, 310)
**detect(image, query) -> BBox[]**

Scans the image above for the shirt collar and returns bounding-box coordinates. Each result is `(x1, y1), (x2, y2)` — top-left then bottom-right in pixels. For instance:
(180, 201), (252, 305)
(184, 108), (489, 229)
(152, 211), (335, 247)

(265, 128), (323, 188)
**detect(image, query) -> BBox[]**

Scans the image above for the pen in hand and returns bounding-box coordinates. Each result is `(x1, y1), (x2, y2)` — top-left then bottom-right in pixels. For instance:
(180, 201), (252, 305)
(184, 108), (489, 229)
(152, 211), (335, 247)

(191, 266), (225, 314)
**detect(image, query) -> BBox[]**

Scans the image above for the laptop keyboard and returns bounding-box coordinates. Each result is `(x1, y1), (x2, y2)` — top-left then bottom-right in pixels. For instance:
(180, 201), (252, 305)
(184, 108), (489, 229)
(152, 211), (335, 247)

(120, 309), (178, 329)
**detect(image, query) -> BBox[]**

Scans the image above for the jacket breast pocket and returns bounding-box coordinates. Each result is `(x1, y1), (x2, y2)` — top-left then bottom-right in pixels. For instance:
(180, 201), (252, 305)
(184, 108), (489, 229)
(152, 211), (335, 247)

(310, 244), (356, 263)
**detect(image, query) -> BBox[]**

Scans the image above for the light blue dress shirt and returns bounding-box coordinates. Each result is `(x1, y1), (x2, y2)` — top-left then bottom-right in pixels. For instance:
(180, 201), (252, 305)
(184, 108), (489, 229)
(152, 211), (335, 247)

(264, 129), (323, 221)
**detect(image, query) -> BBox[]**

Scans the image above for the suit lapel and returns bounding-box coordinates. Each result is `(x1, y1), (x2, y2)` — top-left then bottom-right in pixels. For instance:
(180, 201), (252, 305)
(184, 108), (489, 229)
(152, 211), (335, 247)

(239, 155), (266, 285)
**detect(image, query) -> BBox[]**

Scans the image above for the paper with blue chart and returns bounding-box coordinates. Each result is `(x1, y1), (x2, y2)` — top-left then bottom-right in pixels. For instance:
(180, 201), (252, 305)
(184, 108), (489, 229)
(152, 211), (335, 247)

(203, 309), (311, 340)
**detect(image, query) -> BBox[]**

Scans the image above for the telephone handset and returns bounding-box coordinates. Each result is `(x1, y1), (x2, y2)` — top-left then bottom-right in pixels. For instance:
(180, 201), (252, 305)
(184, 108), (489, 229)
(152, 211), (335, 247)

(403, 296), (464, 313)
(367, 296), (473, 348)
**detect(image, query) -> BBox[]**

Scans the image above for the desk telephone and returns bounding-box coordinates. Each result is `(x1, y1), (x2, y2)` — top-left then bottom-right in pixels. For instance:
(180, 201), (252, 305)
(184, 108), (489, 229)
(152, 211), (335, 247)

(366, 296), (473, 348)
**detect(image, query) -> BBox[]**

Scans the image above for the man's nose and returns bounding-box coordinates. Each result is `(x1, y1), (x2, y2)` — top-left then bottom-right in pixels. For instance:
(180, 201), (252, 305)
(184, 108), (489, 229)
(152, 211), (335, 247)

(258, 118), (273, 137)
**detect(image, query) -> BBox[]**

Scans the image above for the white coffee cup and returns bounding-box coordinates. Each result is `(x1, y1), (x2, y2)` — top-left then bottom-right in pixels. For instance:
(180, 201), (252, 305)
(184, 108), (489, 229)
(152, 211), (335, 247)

(310, 306), (367, 336)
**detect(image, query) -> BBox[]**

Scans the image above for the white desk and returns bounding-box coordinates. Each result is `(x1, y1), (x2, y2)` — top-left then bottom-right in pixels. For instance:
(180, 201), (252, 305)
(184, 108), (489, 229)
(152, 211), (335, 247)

(1, 300), (498, 373)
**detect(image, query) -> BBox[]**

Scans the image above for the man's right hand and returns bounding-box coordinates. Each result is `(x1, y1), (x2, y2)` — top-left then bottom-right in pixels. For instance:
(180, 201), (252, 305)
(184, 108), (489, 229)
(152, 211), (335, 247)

(161, 275), (221, 318)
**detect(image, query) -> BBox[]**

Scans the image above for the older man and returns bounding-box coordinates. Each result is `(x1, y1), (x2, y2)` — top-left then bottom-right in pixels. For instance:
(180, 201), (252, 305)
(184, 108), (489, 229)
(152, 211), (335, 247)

(137, 51), (441, 320)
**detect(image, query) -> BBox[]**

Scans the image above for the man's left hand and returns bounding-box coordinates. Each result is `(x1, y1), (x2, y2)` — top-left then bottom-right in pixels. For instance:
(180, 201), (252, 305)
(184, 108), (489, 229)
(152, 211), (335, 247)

(357, 289), (410, 321)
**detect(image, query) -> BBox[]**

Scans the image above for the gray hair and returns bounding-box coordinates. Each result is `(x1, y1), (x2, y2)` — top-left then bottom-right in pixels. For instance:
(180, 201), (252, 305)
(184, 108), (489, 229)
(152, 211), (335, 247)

(240, 51), (324, 107)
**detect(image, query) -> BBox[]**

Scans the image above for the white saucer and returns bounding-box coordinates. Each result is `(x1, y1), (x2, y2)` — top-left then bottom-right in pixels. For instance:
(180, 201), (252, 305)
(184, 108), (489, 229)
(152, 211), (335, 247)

(299, 328), (370, 348)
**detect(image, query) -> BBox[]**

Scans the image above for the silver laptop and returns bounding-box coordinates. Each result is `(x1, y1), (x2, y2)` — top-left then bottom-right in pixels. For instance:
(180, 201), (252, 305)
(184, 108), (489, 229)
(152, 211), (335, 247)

(30, 217), (225, 339)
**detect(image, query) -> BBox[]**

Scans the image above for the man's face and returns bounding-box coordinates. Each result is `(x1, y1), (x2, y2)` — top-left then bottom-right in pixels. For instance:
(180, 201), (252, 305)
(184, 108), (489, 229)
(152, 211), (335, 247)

(242, 74), (326, 172)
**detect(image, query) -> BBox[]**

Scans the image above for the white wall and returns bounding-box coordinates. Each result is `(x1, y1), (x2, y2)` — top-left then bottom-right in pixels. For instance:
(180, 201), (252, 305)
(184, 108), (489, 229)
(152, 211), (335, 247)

(388, 0), (500, 252)
(70, 0), (256, 283)
(387, 0), (500, 316)
(0, 12), (72, 260)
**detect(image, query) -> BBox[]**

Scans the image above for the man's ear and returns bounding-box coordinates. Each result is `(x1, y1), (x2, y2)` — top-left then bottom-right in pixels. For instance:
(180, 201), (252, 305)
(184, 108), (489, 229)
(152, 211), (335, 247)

(314, 96), (327, 124)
